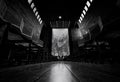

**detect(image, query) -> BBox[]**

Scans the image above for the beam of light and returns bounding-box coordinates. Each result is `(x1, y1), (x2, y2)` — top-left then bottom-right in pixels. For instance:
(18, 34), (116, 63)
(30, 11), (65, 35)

(81, 13), (84, 18)
(86, 1), (91, 7)
(31, 3), (35, 9)
(78, 30), (83, 39)
(33, 7), (36, 13)
(83, 10), (86, 15)
(28, 0), (32, 4)
(71, 28), (84, 41)
(98, 16), (103, 31)
(75, 28), (83, 39)
(35, 11), (38, 16)
(50, 63), (75, 82)
(84, 6), (88, 12)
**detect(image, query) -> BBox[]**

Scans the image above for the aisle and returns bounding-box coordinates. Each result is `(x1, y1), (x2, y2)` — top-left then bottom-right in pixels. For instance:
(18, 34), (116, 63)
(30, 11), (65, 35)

(0, 61), (120, 82)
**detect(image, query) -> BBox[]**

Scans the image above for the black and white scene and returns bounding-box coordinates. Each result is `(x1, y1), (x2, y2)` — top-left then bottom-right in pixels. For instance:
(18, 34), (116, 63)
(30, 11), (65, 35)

(0, 0), (120, 82)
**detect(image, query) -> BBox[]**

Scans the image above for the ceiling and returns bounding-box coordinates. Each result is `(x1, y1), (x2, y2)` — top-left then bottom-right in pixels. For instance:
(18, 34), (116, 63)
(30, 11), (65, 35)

(34, 0), (87, 21)
(33, 0), (120, 22)
(0, 0), (120, 46)
(34, 0), (120, 39)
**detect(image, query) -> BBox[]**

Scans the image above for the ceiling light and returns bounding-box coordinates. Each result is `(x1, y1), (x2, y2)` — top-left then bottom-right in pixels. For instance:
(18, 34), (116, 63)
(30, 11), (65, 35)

(86, 1), (90, 7)
(31, 3), (35, 9)
(40, 20), (42, 24)
(33, 7), (36, 13)
(81, 13), (84, 18)
(38, 18), (41, 22)
(79, 19), (81, 23)
(28, 0), (32, 4)
(83, 10), (86, 15)
(59, 16), (62, 19)
(80, 17), (83, 21)
(37, 15), (40, 19)
(35, 12), (38, 16)
(84, 6), (88, 11)
(90, 0), (93, 3)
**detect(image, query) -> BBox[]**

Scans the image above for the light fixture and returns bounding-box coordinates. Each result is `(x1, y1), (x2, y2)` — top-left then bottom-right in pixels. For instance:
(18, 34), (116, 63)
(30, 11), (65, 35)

(84, 6), (88, 12)
(90, 0), (93, 3)
(59, 16), (62, 19)
(28, 0), (32, 4)
(78, 0), (94, 24)
(38, 18), (41, 22)
(33, 7), (36, 13)
(37, 15), (40, 19)
(31, 3), (35, 9)
(79, 19), (81, 23)
(83, 10), (86, 15)
(40, 20), (42, 24)
(81, 13), (84, 18)
(86, 1), (91, 7)
(80, 17), (83, 21)
(35, 12), (38, 16)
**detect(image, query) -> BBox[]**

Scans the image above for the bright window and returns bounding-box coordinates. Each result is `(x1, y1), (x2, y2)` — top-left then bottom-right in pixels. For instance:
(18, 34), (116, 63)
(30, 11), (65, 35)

(51, 29), (70, 57)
